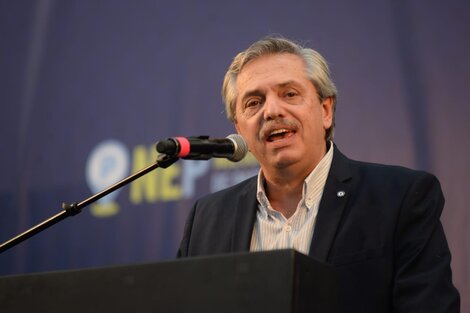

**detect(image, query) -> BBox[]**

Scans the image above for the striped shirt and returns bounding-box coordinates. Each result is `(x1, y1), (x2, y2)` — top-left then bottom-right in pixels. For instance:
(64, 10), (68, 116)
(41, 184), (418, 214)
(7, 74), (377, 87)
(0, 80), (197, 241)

(250, 142), (334, 255)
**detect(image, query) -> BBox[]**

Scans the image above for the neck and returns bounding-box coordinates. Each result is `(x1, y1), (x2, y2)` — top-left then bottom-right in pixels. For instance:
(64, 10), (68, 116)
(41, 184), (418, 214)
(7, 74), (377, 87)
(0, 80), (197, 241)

(261, 141), (330, 218)
(262, 164), (314, 219)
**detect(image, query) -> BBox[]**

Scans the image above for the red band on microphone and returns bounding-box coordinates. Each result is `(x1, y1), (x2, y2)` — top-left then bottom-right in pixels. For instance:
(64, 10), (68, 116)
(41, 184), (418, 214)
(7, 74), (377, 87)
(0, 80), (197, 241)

(176, 137), (190, 157)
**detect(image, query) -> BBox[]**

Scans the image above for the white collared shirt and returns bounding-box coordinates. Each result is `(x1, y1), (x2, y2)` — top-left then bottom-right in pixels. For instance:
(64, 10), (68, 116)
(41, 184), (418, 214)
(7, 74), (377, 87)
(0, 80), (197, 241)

(250, 142), (334, 255)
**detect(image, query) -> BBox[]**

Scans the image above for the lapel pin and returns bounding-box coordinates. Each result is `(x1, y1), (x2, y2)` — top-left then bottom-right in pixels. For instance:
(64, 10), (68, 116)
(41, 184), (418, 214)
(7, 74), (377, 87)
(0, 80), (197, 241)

(337, 190), (346, 197)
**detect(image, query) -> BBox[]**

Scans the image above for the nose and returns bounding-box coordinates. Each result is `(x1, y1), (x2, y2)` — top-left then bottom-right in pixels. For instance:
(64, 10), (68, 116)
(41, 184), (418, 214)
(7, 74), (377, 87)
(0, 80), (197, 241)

(263, 95), (285, 121)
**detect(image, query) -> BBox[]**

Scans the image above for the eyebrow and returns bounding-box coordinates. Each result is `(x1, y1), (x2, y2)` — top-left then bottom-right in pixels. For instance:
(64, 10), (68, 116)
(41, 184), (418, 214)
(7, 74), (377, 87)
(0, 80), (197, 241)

(278, 80), (299, 88)
(240, 89), (265, 104)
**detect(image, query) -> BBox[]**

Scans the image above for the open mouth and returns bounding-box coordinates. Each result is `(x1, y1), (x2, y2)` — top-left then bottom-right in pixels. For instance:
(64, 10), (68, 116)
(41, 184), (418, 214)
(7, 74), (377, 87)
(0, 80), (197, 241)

(266, 128), (295, 142)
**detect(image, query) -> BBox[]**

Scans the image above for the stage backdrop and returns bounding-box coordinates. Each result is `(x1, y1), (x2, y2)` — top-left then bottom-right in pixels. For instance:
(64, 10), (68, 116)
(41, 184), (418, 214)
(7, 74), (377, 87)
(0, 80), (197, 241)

(1, 0), (469, 310)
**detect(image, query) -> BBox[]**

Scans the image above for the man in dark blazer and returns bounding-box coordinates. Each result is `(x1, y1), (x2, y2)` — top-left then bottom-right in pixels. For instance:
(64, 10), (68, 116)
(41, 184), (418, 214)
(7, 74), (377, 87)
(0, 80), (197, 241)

(178, 37), (460, 312)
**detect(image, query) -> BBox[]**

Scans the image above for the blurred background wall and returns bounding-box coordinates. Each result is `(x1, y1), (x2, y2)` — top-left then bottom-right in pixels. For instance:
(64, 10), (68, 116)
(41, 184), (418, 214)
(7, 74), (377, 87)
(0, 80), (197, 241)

(1, 0), (468, 310)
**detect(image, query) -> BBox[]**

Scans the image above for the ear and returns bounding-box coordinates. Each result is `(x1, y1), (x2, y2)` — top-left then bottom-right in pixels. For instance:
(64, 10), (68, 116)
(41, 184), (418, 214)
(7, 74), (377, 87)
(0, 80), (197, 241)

(321, 97), (334, 129)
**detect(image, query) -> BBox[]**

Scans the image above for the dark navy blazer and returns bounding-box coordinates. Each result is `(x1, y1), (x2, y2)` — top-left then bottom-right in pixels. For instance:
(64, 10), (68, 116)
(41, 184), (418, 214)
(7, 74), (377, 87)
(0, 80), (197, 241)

(178, 146), (460, 312)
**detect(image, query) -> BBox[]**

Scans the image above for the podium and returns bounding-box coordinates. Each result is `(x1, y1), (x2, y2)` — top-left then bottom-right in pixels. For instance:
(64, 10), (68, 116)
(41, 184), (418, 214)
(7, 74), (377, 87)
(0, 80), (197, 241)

(0, 249), (337, 313)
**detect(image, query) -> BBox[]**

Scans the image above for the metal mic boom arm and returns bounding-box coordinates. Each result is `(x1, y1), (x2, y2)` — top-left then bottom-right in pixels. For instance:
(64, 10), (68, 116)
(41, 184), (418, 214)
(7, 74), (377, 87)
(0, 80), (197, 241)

(0, 154), (179, 254)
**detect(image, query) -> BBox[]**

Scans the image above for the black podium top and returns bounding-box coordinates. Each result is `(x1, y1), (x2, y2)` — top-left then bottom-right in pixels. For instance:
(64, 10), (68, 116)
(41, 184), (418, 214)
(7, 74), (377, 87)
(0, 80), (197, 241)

(0, 249), (336, 313)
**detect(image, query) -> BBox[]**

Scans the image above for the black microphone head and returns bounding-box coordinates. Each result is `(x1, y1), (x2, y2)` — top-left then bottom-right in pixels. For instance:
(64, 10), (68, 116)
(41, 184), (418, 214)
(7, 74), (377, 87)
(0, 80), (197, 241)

(227, 134), (248, 162)
(156, 138), (178, 155)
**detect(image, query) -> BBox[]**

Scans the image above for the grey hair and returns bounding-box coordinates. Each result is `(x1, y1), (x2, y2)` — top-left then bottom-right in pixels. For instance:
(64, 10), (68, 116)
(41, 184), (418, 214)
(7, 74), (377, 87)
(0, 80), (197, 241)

(221, 36), (338, 141)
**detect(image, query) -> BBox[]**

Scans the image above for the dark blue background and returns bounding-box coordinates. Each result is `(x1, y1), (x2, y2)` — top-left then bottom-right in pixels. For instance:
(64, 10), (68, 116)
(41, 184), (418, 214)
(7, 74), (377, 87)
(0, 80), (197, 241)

(1, 1), (469, 310)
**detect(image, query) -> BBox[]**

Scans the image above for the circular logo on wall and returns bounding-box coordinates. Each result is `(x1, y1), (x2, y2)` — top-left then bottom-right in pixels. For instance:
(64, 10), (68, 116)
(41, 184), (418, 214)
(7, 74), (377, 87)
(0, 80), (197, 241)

(85, 139), (130, 217)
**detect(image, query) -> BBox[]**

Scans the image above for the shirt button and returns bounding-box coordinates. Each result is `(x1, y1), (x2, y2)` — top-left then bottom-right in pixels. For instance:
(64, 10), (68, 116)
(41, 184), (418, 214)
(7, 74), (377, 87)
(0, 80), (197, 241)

(284, 225), (292, 232)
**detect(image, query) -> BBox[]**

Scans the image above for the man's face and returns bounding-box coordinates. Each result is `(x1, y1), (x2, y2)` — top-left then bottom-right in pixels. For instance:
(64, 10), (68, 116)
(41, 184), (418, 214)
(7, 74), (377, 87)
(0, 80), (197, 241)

(234, 53), (333, 174)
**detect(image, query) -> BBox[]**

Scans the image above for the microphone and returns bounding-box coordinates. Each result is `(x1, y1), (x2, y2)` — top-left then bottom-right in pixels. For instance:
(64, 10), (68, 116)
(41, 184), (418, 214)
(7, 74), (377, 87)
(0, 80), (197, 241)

(156, 134), (248, 162)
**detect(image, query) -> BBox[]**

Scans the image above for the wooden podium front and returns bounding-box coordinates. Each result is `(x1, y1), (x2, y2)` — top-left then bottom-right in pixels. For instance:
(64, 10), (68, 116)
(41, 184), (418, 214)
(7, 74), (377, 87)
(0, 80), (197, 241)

(0, 249), (337, 313)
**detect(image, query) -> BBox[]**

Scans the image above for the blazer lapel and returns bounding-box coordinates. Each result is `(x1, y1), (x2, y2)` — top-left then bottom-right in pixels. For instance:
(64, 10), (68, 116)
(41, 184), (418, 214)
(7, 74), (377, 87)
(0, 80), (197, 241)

(230, 177), (258, 252)
(309, 146), (353, 261)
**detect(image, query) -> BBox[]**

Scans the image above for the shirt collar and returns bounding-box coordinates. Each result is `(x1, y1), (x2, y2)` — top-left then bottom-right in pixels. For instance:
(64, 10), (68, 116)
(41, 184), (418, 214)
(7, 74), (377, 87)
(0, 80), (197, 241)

(256, 141), (334, 214)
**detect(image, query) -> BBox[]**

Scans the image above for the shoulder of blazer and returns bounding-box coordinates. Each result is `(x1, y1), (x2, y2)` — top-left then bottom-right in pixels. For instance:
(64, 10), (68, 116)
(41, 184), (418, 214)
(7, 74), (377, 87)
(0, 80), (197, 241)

(332, 144), (435, 185)
(185, 175), (259, 255)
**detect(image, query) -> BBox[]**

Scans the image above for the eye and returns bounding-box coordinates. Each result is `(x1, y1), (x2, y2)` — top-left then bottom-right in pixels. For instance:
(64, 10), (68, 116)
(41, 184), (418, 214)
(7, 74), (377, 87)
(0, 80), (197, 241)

(245, 98), (263, 108)
(284, 90), (299, 98)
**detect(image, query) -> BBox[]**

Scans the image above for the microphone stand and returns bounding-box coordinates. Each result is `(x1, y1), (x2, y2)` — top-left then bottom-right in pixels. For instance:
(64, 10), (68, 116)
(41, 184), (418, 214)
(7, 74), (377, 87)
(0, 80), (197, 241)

(0, 154), (179, 254)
